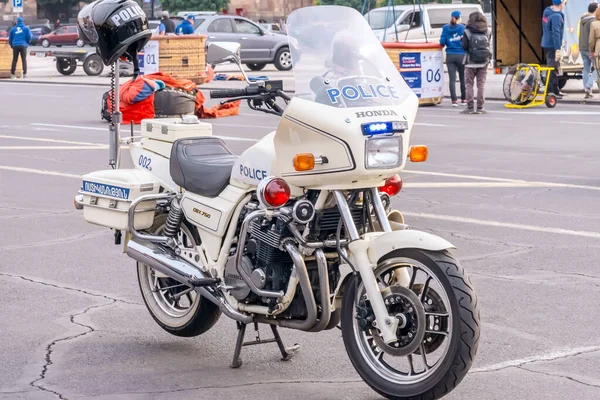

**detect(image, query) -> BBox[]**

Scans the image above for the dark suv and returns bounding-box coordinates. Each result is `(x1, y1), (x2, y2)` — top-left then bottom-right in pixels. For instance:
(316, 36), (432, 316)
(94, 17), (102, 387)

(194, 15), (292, 71)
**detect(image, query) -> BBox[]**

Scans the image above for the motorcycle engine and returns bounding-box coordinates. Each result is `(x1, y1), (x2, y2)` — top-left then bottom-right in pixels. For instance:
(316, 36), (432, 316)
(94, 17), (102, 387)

(224, 215), (294, 302)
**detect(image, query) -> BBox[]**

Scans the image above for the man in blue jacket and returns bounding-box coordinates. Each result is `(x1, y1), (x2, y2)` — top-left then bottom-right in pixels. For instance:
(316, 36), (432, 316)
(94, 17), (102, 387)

(8, 17), (32, 79)
(176, 15), (195, 35)
(440, 10), (466, 107)
(541, 0), (566, 98)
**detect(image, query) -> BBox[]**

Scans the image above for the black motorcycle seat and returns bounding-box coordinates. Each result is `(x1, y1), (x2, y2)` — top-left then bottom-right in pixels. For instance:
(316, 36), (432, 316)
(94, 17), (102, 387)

(170, 137), (237, 198)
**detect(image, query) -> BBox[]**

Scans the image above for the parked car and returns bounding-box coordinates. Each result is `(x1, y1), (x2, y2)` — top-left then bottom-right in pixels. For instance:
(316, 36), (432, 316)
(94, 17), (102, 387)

(195, 15), (292, 71)
(259, 23), (286, 34)
(364, 3), (483, 43)
(39, 25), (88, 48)
(29, 25), (53, 45)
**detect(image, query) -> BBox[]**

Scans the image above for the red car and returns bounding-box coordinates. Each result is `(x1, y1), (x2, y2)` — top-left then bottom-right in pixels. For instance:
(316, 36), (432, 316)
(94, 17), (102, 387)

(39, 25), (88, 48)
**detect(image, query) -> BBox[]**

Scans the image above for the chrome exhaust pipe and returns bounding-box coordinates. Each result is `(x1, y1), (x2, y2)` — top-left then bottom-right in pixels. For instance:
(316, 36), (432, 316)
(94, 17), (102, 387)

(126, 239), (252, 324)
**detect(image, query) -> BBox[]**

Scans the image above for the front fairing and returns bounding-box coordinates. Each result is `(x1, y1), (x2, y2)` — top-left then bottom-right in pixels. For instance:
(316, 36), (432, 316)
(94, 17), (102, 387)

(271, 5), (419, 190)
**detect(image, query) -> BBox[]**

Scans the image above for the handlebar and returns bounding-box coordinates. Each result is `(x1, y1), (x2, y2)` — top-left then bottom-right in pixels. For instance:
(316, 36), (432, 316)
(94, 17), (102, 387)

(210, 86), (261, 99)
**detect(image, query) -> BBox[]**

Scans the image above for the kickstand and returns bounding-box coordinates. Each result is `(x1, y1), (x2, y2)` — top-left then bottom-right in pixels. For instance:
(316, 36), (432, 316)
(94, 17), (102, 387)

(230, 322), (300, 368)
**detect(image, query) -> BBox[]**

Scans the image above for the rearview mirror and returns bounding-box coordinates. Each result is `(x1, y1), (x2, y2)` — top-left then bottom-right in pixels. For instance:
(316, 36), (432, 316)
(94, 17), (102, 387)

(207, 42), (241, 65)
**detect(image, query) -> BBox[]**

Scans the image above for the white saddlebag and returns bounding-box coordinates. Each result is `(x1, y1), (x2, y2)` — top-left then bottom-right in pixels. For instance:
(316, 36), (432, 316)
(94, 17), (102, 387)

(79, 169), (161, 231)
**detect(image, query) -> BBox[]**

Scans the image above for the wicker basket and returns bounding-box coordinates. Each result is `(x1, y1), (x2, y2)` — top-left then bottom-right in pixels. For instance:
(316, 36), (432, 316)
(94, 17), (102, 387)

(383, 42), (444, 106)
(151, 35), (207, 84)
(0, 39), (22, 78)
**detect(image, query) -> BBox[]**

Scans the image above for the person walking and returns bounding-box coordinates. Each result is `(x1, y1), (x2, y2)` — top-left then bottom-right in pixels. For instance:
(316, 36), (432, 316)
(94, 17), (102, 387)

(541, 0), (566, 98)
(159, 11), (175, 35)
(8, 17), (31, 80)
(461, 12), (492, 114)
(580, 2), (598, 98)
(591, 7), (600, 84)
(440, 10), (467, 107)
(175, 15), (195, 35)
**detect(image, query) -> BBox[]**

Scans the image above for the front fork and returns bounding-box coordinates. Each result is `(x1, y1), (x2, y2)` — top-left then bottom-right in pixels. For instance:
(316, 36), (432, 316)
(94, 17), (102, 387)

(333, 190), (410, 344)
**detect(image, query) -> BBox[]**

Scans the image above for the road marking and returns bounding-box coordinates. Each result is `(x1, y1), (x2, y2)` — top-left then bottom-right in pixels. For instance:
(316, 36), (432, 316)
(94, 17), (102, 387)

(31, 123), (108, 132)
(0, 134), (105, 146)
(403, 211), (600, 239)
(404, 182), (550, 188)
(0, 146), (105, 150)
(1, 92), (66, 98)
(422, 108), (600, 116)
(29, 123), (258, 142)
(472, 345), (600, 373)
(403, 169), (600, 191)
(559, 121), (600, 126)
(414, 122), (448, 127)
(0, 165), (81, 179)
(210, 122), (276, 129)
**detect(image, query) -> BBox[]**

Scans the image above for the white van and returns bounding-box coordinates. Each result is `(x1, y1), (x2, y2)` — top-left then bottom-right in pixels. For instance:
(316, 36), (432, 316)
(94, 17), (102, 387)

(364, 4), (484, 43)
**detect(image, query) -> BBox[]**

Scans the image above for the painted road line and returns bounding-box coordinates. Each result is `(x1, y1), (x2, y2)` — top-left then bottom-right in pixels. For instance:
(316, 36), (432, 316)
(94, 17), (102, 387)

(30, 123), (108, 132)
(1, 92), (66, 98)
(403, 182), (550, 188)
(403, 211), (600, 239)
(413, 122), (449, 127)
(28, 124), (258, 142)
(0, 134), (105, 146)
(0, 165), (81, 179)
(403, 169), (600, 191)
(559, 121), (600, 126)
(0, 146), (106, 150)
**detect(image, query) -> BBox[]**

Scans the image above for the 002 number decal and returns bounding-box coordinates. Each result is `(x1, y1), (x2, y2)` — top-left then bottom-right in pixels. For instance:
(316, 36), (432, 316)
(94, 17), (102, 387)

(138, 155), (152, 170)
(426, 68), (442, 83)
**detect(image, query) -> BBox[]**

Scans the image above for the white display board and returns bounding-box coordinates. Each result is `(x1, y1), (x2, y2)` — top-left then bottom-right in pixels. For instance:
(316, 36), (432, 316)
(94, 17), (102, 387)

(142, 40), (159, 74)
(399, 50), (444, 99)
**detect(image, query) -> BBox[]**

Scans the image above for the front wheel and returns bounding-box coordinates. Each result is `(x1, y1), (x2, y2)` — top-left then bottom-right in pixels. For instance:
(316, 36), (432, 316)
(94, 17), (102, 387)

(137, 216), (221, 337)
(341, 249), (480, 400)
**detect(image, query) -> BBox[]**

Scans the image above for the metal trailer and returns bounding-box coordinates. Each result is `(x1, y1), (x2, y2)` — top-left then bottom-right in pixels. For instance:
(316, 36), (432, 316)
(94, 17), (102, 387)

(492, 0), (589, 90)
(29, 49), (104, 76)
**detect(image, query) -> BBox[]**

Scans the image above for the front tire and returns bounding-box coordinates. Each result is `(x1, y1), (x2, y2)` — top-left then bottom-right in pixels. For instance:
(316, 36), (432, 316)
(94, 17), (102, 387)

(341, 249), (480, 400)
(137, 216), (221, 337)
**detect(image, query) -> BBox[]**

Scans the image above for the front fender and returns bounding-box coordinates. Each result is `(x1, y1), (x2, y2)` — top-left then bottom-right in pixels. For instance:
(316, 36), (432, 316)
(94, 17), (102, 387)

(366, 229), (455, 264)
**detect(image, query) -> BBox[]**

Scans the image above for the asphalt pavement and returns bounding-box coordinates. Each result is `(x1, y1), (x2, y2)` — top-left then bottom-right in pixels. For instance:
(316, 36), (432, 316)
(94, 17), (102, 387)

(1, 81), (600, 400)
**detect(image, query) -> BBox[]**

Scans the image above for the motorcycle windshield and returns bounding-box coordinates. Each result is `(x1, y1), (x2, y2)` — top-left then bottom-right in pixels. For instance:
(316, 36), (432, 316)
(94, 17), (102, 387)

(286, 5), (414, 109)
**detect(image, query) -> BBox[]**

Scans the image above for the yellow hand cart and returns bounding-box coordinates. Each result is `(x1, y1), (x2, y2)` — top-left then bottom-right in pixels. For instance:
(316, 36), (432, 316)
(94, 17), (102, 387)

(503, 63), (557, 109)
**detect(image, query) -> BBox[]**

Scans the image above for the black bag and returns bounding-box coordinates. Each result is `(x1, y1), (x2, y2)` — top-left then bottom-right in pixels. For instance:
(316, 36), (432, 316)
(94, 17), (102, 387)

(466, 30), (491, 64)
(101, 91), (112, 122)
(153, 88), (196, 117)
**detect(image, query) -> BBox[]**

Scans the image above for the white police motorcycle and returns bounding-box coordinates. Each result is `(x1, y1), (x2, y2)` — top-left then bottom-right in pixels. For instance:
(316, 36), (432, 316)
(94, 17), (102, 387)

(75, 4), (479, 399)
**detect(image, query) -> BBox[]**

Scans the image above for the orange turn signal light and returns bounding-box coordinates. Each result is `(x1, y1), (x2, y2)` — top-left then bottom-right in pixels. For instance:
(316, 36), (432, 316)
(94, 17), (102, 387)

(409, 145), (428, 162)
(293, 153), (315, 171)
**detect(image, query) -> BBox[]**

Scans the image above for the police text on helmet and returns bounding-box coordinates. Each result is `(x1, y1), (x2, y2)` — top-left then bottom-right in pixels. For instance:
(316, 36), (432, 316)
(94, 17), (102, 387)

(111, 4), (145, 27)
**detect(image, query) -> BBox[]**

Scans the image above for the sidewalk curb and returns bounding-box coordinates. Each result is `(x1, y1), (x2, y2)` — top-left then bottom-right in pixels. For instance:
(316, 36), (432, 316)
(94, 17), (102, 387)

(3, 79), (599, 105)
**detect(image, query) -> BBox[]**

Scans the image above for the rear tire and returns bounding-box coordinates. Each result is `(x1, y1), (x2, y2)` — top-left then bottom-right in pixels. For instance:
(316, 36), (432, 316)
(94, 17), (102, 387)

(273, 46), (292, 71)
(340, 249), (480, 400)
(56, 58), (77, 75)
(41, 39), (50, 48)
(137, 216), (221, 337)
(83, 54), (103, 76)
(246, 63), (267, 71)
(545, 94), (557, 108)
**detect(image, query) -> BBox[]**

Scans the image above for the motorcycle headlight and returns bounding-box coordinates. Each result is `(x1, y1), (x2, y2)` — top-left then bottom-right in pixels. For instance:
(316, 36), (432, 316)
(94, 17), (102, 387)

(365, 136), (403, 170)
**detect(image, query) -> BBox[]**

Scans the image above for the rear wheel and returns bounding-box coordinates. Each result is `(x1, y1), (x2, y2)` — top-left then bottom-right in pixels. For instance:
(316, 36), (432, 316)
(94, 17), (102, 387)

(76, 38), (84, 47)
(137, 216), (221, 337)
(41, 39), (50, 48)
(83, 54), (103, 76)
(246, 63), (266, 71)
(545, 94), (557, 108)
(273, 47), (292, 71)
(341, 249), (480, 400)
(56, 58), (77, 75)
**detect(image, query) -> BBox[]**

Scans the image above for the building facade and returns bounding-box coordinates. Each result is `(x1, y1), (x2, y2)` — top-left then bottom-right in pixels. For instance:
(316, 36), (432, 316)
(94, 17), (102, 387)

(227, 0), (314, 21)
